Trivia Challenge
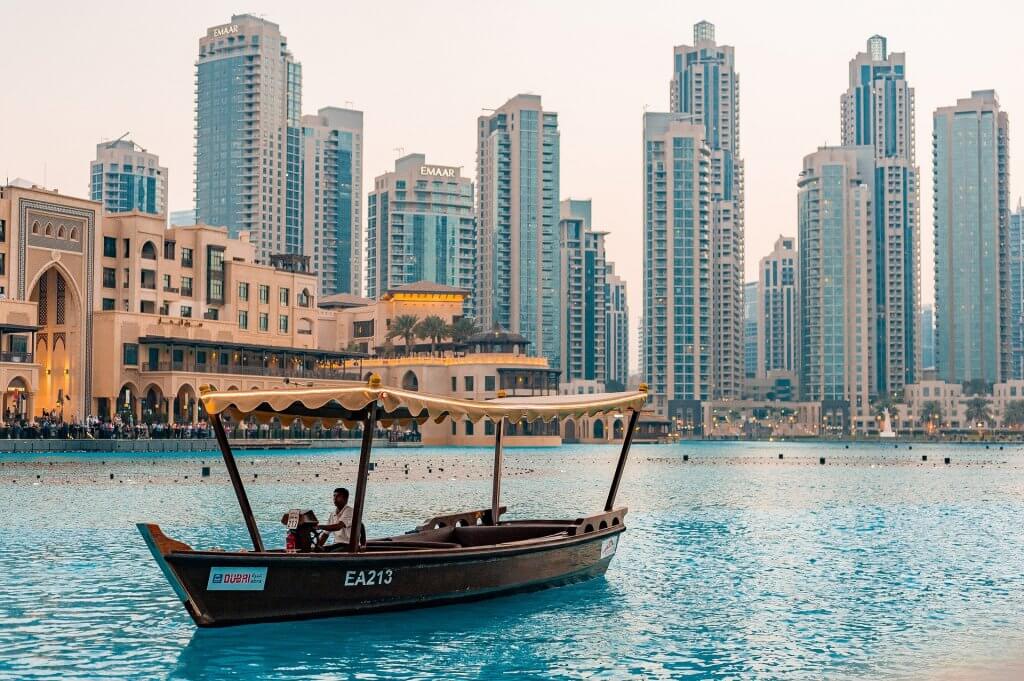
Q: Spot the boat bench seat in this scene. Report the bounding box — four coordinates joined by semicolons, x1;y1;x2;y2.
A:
451;524;569;547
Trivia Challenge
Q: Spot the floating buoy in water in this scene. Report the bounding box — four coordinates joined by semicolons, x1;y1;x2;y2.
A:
944;457;950;464
819;457;825;465
922;455;927;461
778;453;784;460
201;466;210;477
683;454;689;461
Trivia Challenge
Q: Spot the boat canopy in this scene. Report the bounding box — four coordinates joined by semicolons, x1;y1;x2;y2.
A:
199;379;648;428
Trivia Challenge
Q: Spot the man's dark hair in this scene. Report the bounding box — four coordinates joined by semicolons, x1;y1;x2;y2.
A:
334;487;349;498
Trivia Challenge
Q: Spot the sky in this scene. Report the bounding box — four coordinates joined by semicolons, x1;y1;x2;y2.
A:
3;0;1023;357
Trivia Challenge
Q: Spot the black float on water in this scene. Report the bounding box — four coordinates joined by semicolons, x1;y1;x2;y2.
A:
944;457;951;464
778;453;784;460
922;455;927;461
819;457;826;465
683;454;689;461
201;466;210;477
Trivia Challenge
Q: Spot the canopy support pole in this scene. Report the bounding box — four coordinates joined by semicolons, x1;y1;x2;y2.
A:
210;412;264;552
349;405;378;553
605;409;640;512
490;417;505;525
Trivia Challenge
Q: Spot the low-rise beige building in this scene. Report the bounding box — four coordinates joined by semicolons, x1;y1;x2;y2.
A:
0;182;565;445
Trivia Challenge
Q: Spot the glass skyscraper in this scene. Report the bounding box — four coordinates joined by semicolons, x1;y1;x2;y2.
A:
758;236;798;377
643;112;711;419
605;263;630;390
559;199;606;384
476;94;561;367
90;139;166;217
367;153;475;309
840;35;921;396
798;147;876;432
744;281;758;381
670;21;745;400
933;90;1009;384
302;107;363;297
195;15;302;263
1010;203;1024;379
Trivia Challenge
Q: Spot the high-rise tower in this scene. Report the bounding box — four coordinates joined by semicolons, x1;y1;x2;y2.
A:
643;112;712;420
195;15;303;262
670;21;744;399
933;90;1010;383
90;138;167;217
757;236;798;377
840;35;921;396
476;94;561;367
302;107;363;297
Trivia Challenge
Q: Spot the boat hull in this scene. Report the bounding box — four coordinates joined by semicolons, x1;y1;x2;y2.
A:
142;524;624;627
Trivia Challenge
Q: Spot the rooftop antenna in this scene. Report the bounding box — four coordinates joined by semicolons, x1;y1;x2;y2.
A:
107;131;131;148
394;147;405;157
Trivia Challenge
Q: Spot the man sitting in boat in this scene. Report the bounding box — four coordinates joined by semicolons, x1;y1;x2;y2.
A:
317;488;353;549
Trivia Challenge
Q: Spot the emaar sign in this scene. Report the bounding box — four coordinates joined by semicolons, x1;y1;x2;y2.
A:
419;166;458;178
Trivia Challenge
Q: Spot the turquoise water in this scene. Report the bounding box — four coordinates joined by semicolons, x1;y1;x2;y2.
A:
1;441;1023;680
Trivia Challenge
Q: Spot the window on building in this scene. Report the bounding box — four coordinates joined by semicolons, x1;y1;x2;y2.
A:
163;241;175;260
122;268;130;288
181;276;193;297
297;289;310;307
465;421;474;436
485;420;495;435
238;311;248;329
464;376;474;391
140;300;155;314
451;377;457;391
122;238;131;258
162;274;172;291
180;305;192;318
206;246;225;304
102;267;116;288
158;302;169;315
122;343;139;366
102;298;116;311
485;375;496;391
279;315;289;333
205;308;219;321
279;288;289;306
0;219;5;243
103;237;117;258
181;247;193;267
259;285;270;304
259;313;269;332
238;282;249;301
353;320;374;337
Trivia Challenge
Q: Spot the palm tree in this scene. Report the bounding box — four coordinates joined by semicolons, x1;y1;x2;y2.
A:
415;315;449;355
448;317;481;344
965;397;993;428
921;401;942;431
386;314;420;355
1003;400;1024;428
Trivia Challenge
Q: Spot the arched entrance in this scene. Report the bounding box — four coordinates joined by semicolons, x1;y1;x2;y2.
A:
29;265;83;420
563;419;577;443
3;377;30;423
174;384;197;424
141;384;166;424
117;383;140;423
613;419;624;439
593;419;605;440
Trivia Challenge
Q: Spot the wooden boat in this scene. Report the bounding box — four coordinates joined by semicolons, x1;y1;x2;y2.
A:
138;376;647;627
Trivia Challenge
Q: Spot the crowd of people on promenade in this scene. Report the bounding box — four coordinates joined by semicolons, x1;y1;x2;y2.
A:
0;410;422;442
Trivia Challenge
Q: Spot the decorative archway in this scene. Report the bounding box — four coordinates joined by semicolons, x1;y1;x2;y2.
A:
117;382;141;423
563;419;577;443
174;384;197;424
141;384;166;424
3;376;31;423
593;419;605;440
29;264;83;420
401;370;419;392
613;419;624;439
141;241;158;259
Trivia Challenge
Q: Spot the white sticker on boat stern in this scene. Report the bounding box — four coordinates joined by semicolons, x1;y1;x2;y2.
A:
207;567;267;591
600;536;618;559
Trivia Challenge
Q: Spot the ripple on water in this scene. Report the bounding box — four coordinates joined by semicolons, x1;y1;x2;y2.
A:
1;442;1023;679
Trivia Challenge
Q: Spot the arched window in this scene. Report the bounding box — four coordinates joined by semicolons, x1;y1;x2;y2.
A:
68;227;79;242
31;221;40;235
44;222;53;237
401;370;419;392
297;289;311;307
56;225;66;239
141;241;157;260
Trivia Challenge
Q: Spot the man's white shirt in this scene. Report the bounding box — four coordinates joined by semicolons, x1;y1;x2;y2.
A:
328;505;353;544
